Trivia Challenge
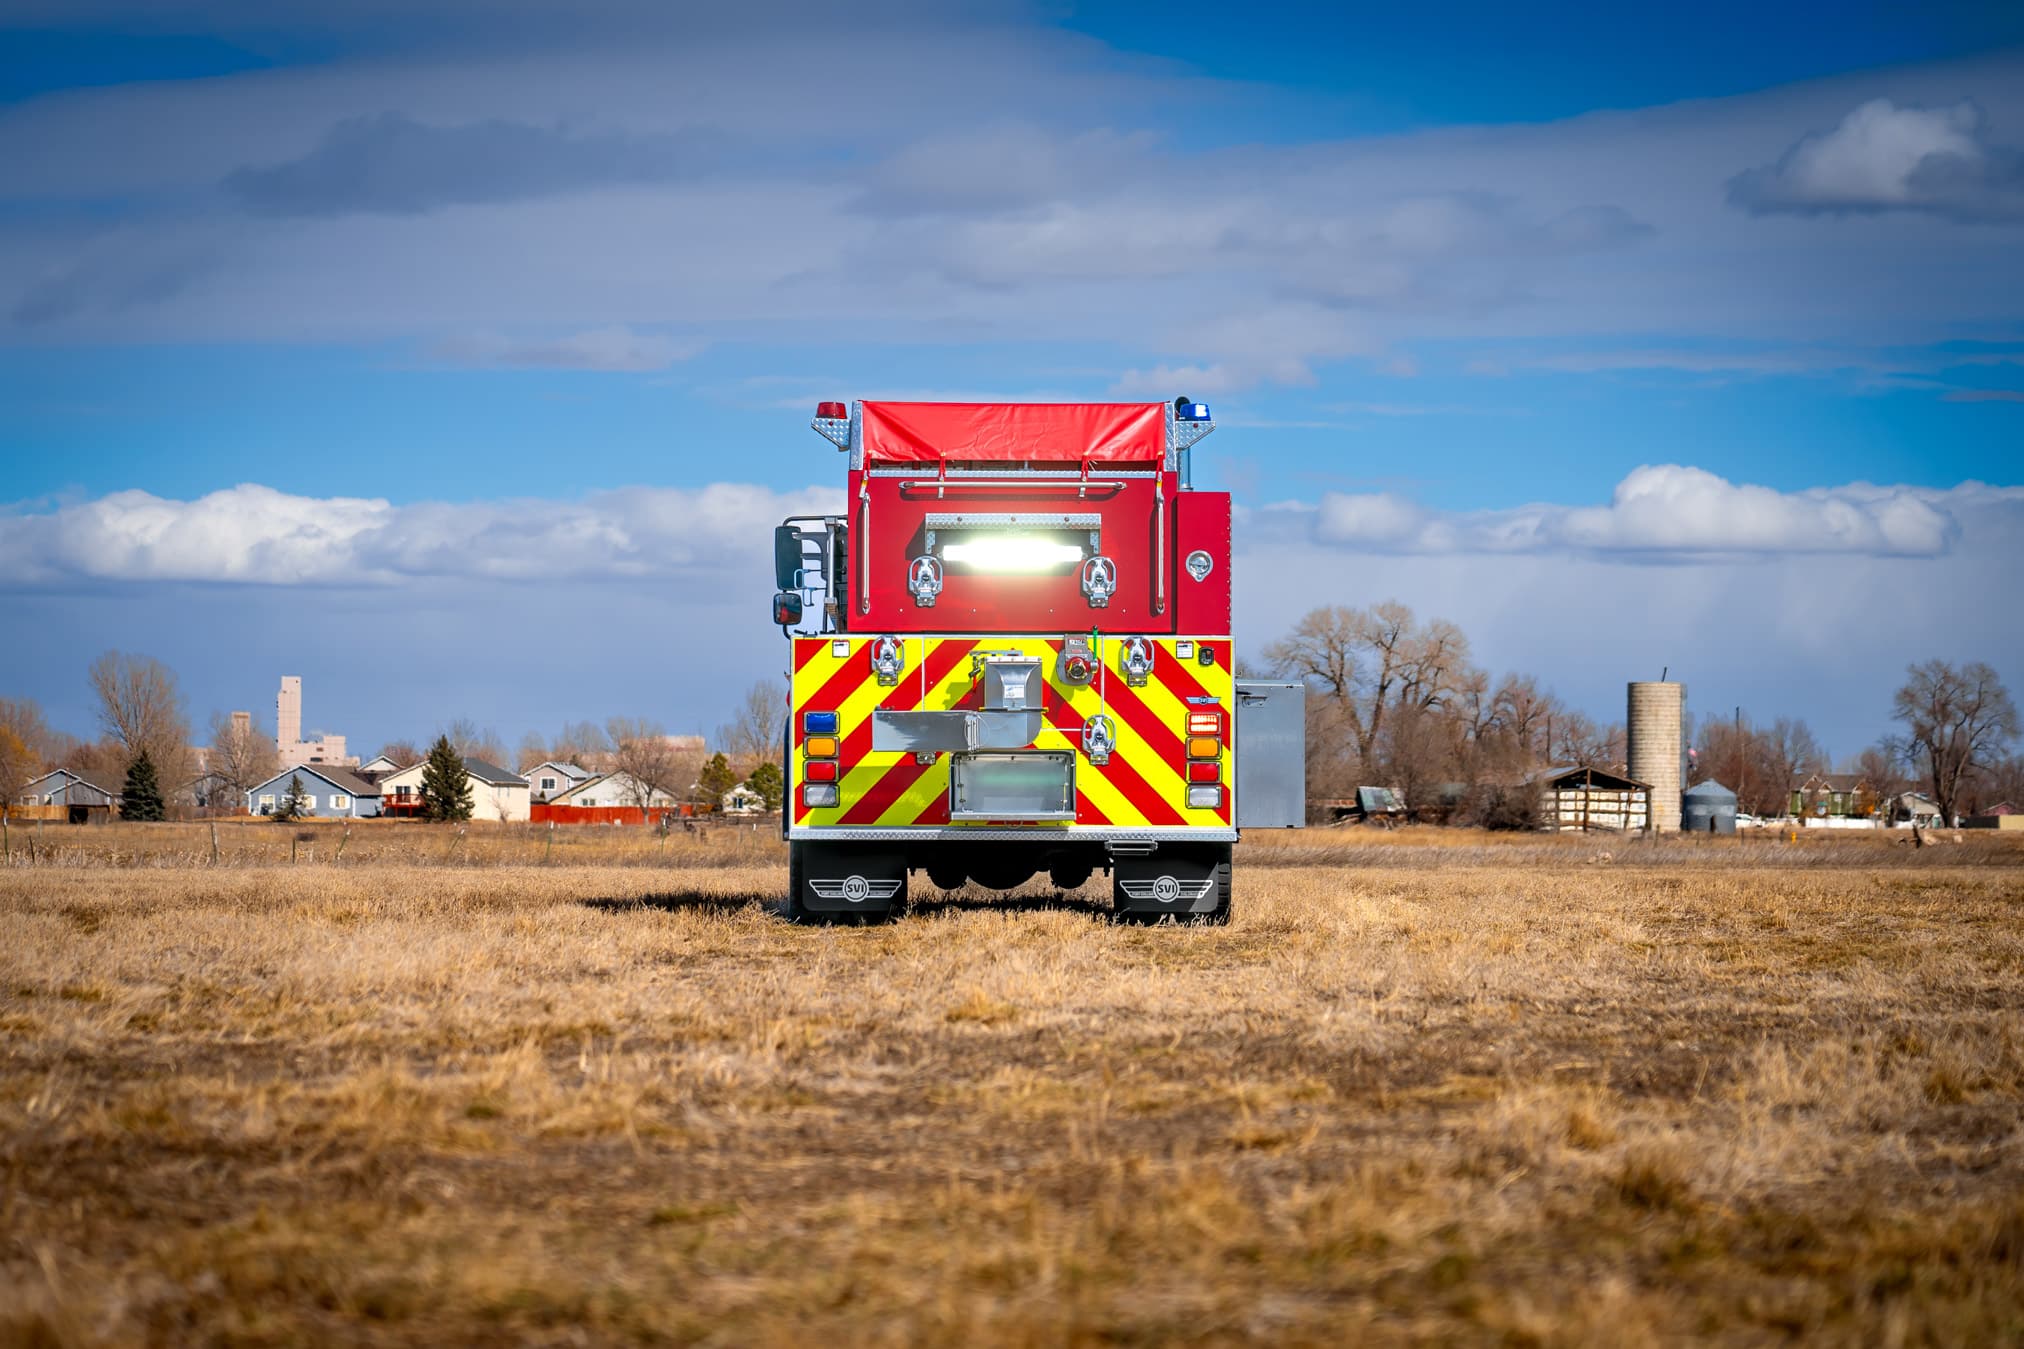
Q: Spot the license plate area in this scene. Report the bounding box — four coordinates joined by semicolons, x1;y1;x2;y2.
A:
949;752;1076;821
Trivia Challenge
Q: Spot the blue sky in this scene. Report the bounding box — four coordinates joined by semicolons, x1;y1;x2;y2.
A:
2;1;2021;760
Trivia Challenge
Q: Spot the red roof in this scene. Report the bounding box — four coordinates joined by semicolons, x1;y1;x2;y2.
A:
858;402;1166;464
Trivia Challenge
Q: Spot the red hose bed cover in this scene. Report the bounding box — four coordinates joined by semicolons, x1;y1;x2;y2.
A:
858;402;1166;463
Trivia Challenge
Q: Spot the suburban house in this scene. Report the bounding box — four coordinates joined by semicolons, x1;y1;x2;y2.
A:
247;765;383;819
356;753;406;779
1789;772;1876;820
553;772;679;810
722;784;766;815
1967;802;2022;830
526;761;597;803
1881;791;1943;827
17;768;121;823
378;757;531;822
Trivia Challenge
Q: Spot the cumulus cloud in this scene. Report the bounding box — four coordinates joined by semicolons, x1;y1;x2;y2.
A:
1311;466;1974;558
429;325;705;371
0;481;842;586
1728;98;2024;223
224;113;730;216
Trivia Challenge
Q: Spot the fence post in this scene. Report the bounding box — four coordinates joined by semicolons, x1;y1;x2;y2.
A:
545;822;554;865
2;814;8;863
291;833;298;864
336;827;350;863
210;821;220;865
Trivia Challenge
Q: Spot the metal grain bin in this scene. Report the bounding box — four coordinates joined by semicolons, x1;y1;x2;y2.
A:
1681;779;1738;835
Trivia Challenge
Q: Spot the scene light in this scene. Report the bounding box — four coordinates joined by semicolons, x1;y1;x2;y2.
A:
1186;785;1223;809
941;536;1084;573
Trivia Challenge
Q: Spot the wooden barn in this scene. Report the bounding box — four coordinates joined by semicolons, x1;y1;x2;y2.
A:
1531;765;1650;833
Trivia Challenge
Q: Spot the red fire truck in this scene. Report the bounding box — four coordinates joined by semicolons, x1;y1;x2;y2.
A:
772;398;1303;923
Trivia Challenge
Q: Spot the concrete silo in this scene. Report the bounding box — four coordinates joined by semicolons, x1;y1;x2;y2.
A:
1627;681;1684;832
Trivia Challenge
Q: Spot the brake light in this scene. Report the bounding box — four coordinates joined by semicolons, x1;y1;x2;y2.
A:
1187;711;1221;735
806;760;838;782
1187;761;1219;784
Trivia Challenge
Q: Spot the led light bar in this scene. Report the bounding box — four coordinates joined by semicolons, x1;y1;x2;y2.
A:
804;711;839;735
1187;711;1221;735
942;536;1085;572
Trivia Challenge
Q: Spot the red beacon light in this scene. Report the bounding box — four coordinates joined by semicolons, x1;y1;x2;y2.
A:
815;401;847;420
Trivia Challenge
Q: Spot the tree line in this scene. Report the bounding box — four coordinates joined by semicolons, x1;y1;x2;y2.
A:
0;652;791;820
1263;602;2021;825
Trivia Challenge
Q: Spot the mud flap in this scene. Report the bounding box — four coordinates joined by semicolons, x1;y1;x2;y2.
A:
795;842;908;918
1111;846;1224;918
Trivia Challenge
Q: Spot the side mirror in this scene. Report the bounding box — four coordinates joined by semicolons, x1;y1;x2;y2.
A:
774;526;802;591
772;590;804;628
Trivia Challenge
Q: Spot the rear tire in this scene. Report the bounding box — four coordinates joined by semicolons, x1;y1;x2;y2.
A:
783;840;810;923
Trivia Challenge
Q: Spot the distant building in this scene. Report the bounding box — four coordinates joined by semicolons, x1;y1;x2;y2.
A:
17;769;120;823
355;753;405;780
275;675;356;767
378;757;530;822
722;784;765;815
248;765;383;819
1531;765;1650;832
556;772;680;809
1789;772;1877;820
526;761;597;803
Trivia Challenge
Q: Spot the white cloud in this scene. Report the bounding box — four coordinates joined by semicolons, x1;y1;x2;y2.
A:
1312;466;1977;558
1728;98;2024;222
429;325;705;371
0;481;842;586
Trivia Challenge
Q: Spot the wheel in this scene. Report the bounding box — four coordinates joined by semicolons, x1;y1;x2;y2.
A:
1048;862;1093;892
786;842;907;925
1110;844;1231;925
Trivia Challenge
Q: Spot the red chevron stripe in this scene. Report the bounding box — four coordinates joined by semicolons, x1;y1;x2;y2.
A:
794;637;829;674
839;755;936;825
1155;650;1233;823
1099;674;1187;773
1089;747;1188;827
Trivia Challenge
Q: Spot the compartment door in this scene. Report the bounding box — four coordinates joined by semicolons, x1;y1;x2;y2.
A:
1236;680;1306;828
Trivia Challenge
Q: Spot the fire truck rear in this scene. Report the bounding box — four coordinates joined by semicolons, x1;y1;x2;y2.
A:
771;398;1303;923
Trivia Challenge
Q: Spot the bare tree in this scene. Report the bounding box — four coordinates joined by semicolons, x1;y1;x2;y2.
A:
1893;660;2019;824
375;739;422;769
515;731;550;772
442;718;507;766
1762;717;1826;814
0;726;36;809
205;711;279;813
550;720;611;769
604;717;696;814
1265;600;1469;772
0;696;70;768
717;679;788;774
89;651;190;781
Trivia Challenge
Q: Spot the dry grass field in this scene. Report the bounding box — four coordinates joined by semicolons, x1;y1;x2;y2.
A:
3;821;2021;1345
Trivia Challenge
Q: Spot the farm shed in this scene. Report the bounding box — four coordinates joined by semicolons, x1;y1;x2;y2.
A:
16;769;120;823
1531;765;1650;833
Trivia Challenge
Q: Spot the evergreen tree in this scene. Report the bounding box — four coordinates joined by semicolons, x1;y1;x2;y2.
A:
420;735;474;822
745;760;784;811
120;749;166;822
697;752;737;806
275;772;309;822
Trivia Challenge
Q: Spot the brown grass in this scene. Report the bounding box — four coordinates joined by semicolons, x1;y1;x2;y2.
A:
2;824;2022;1344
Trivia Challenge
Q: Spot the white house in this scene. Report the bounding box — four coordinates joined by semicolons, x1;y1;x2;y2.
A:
526;760;597;803
378;757;531;822
722;784;766;815
357;753;406;777
555;772;680;809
